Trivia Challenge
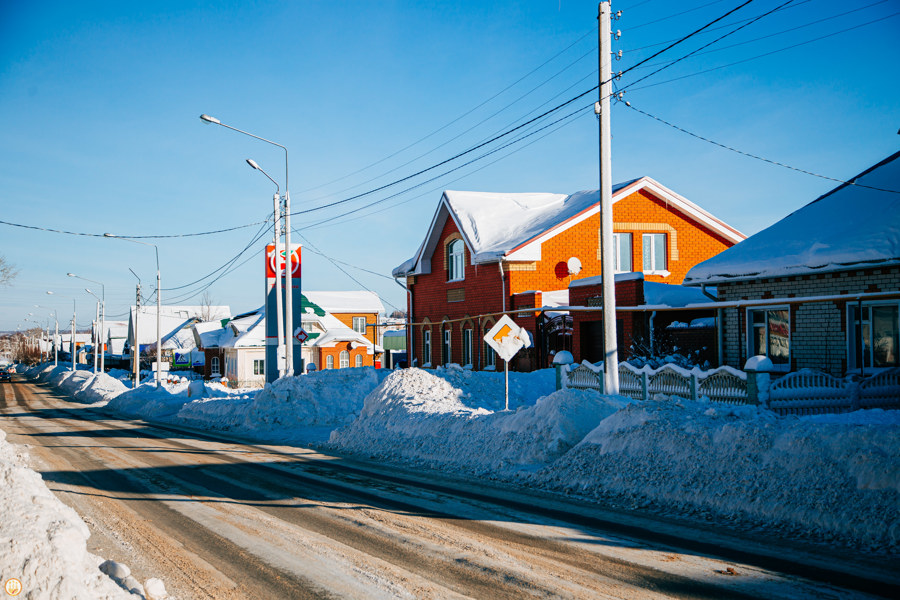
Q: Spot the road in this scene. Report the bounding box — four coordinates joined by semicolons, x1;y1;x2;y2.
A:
1;375;896;599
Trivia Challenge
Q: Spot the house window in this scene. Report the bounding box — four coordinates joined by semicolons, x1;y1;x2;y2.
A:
210;356;220;376
340;350;350;369
483;339;496;369
642;233;667;273
423;329;432;367
355;354;363;368
849;302;900;370
442;328;452;364
253;359;265;375
462;328;473;367
352;316;367;335
614;233;632;272
447;238;465;282
748;307;790;370
326;355;334;369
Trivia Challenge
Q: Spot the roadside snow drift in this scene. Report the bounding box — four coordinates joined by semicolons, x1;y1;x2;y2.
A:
0;428;163;599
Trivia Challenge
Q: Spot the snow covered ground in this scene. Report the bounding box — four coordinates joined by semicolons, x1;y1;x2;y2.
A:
3;361;898;596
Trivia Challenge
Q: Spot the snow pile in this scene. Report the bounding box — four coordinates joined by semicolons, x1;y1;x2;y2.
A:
537;399;900;551
329;368;621;473
243;367;390;428
0;428;161;599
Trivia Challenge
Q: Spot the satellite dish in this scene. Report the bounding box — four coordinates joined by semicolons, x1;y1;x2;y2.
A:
567;257;582;275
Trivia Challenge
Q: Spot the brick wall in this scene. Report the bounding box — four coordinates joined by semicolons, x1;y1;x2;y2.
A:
717;266;900;375
318;341;374;370
331;312;379;345
408;186;738;370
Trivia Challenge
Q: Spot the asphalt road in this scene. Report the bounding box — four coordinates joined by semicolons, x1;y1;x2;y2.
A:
1;375;896;599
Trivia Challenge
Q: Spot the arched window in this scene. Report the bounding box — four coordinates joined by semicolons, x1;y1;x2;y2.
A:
447;238;465;281
210;356;220;376
355;354;363;368
326;355;334;369
339;350;350;368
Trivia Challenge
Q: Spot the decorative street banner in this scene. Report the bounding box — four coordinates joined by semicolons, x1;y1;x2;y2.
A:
264;243;302;383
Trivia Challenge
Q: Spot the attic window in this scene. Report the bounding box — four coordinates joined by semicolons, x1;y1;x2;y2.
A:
447;238;465;282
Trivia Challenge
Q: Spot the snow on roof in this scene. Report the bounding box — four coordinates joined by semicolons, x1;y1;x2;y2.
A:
684;151;900;285
394;178;744;277
128;305;231;346
223;312;266;348
540;290;569;307
642;281;711;307
303;291;384;314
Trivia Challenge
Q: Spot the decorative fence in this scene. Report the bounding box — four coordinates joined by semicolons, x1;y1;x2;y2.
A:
767;367;900;415
560;361;900;414
563;361;749;404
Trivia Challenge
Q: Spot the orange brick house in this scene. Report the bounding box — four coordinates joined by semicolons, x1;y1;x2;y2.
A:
302;291;384;370
393;177;745;370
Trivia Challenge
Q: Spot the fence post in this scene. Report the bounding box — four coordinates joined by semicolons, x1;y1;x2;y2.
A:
690;374;698;401
552;350;574;391
641;372;648;401
744;356;773;406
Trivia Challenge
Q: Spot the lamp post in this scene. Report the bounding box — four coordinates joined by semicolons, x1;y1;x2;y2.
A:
247;158;285;379
105;234;161;388
35;303;59;367
68;273;105;373
82;287;101;373
200;113;297;376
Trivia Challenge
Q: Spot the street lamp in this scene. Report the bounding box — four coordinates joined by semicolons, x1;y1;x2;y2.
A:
247;157;285;378
104;234;162;388
201;113;297;376
68;273;106;373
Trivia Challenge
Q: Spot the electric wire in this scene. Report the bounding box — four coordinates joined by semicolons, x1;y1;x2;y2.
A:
627;10;900;91
623;101;900;194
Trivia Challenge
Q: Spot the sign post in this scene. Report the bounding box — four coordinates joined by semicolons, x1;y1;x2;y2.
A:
264;243;302;383
483;315;532;411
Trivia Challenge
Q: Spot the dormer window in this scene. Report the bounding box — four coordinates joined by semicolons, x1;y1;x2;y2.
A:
447;238;465;282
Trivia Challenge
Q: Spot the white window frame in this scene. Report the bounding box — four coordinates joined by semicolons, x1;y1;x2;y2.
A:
423;329;432;367
210;356;220;376
847;300;900;372
483;331;496;370
352;316;367;335
442;328;452;365
462;328;473;367
355;353;363;368
447;238;465;282
746;305;791;372
326;355;334;369
613;232;632;273
253;358;264;375
339;350;350;369
642;233;668;275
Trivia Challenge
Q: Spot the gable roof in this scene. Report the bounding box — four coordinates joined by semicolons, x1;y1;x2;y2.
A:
684;151;900;285
393;177;744;277
304;291;384;314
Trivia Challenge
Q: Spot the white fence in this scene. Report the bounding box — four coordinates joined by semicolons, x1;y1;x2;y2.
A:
563;361;749;404
561;362;900;414
768;367;900;415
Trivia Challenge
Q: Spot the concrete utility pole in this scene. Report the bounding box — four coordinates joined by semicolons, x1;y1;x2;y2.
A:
71;300;76;372
134;283;141;388
597;1;619;394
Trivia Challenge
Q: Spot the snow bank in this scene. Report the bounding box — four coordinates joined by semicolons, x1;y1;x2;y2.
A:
329;368;622;474
0;428;160;599
538;399;900;551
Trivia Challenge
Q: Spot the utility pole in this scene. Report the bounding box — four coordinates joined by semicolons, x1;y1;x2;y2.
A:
597;1;619;394
134;283;141;387
71;300;76;372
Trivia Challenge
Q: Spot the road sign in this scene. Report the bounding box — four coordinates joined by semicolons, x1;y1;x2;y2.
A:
484;314;531;362
294;328;308;343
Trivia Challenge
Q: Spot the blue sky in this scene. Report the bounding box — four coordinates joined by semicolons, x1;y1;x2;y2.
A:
1;0;898;332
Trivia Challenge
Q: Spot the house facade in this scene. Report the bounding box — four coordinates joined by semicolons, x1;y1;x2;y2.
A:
394;178;744;370
303;291;384;370
684;151;900;376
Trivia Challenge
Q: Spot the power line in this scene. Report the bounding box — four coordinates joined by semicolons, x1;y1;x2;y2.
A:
627;10;900;91
622;101;900;194
619;0;796;93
